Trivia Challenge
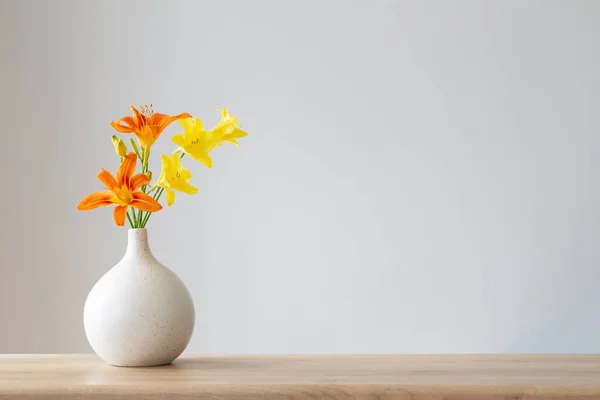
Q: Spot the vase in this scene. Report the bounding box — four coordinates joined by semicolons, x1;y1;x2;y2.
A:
83;228;195;367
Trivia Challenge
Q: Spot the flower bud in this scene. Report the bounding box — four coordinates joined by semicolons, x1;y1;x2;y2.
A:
145;171;152;181
130;139;140;157
111;135;127;157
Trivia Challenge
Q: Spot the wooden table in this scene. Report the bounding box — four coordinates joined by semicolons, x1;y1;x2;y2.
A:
1;355;600;399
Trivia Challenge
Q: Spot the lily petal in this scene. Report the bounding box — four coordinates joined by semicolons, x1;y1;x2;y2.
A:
77;192;113;210
172;133;185;147
223;138;240;148
117;153;137;187
171;180;198;195
178;117;203;132
164;187;176;206
226;128;248;139
96;169;118;190
113;205;128;226
131;191;163;212
130;173;150;191
180;169;192;181
110;121;135;133
156;154;171;187
190;152;213;168
119;116;138;129
153;112;192;131
130;105;145;126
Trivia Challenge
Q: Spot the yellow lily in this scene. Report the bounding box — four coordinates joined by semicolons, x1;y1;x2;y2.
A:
172;118;216;168
172;109;247;168
156;153;198;206
212;108;248;147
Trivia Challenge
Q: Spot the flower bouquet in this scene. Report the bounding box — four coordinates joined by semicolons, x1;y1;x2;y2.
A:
78;105;247;367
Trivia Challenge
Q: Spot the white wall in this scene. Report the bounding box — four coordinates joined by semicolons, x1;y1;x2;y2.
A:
1;0;600;354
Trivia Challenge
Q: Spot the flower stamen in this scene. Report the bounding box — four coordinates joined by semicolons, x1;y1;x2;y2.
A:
140;104;154;118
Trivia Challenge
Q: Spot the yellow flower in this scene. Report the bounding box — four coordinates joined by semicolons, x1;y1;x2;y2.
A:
172;109;247;168
172;118;216;168
212;108;248;148
156;153;198;206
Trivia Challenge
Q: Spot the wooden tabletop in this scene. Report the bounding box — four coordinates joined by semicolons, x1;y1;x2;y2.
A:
1;354;600;399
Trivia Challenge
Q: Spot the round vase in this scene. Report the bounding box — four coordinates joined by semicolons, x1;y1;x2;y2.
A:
83;228;195;367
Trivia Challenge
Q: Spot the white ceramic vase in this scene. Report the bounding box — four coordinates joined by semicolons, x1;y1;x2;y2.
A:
84;228;195;367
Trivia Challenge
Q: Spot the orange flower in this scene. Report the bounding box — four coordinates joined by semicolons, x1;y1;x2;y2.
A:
110;105;191;149
77;153;162;226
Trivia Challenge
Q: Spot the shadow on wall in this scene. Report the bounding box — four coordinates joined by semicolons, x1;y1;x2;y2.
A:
504;296;600;354
482;213;600;353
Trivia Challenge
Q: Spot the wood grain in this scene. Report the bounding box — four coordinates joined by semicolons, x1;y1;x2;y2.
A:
1;354;600;399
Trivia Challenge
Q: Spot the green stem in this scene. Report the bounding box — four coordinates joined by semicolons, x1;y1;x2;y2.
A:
126;211;134;228
141;213;151;228
141;187;164;227
137;147;151;226
141;151;182;228
128;208;138;228
141;147;150;175
130;139;141;159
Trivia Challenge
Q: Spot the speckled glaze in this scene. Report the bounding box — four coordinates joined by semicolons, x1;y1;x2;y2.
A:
84;229;195;367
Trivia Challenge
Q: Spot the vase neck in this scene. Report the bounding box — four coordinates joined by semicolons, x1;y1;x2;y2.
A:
124;229;154;259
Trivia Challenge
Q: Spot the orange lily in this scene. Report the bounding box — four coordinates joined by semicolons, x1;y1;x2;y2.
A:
77;153;162;226
110;105;191;149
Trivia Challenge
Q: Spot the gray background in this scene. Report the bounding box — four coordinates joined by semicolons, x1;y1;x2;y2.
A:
1;0;599;354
